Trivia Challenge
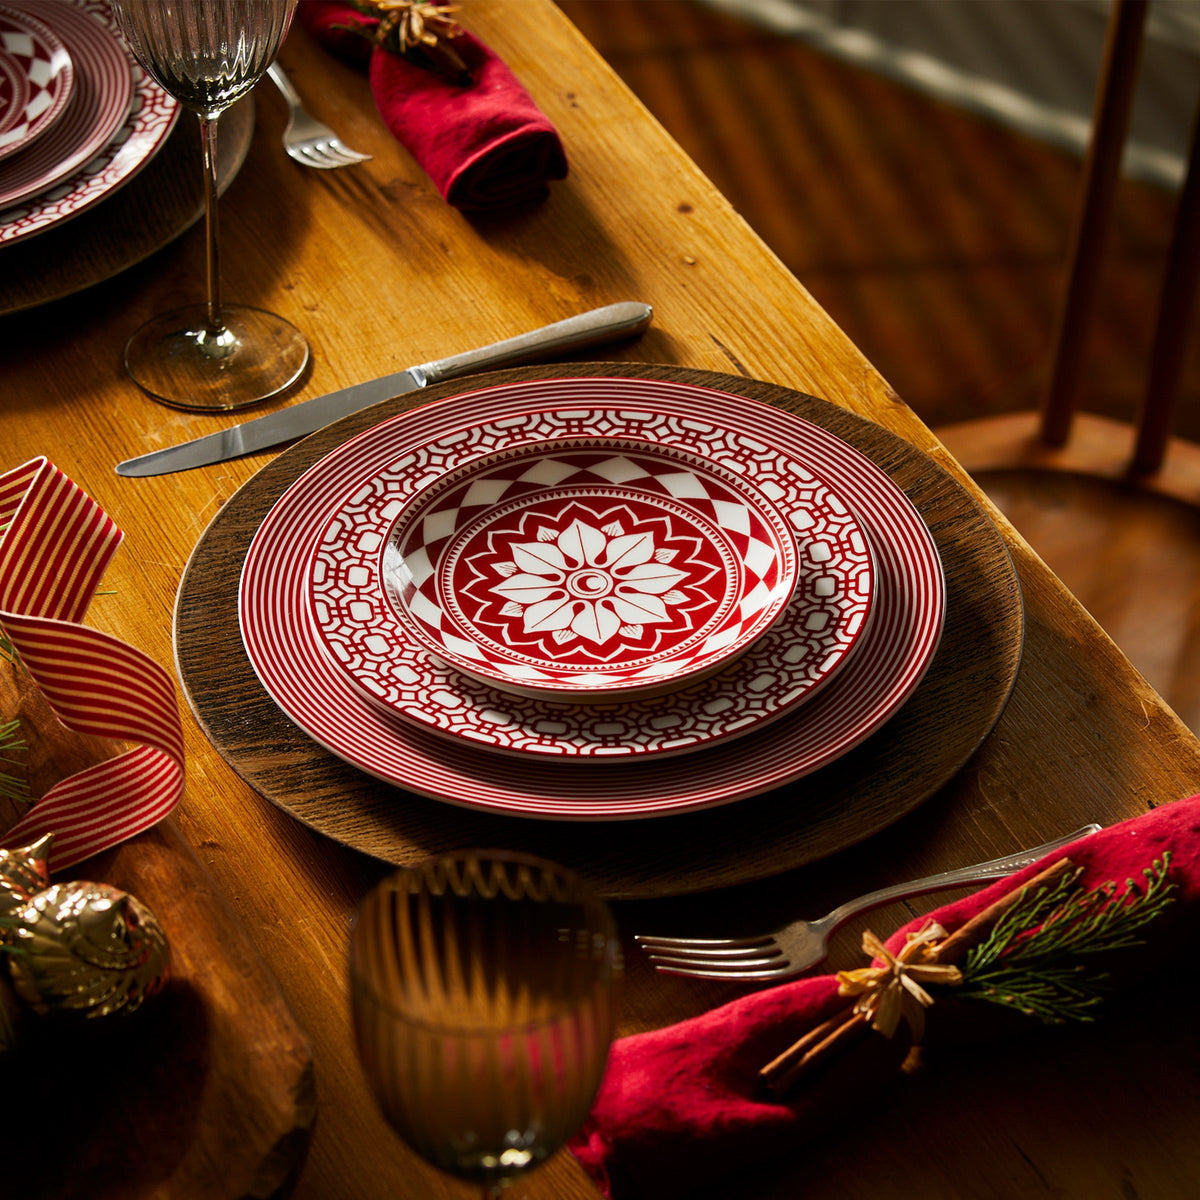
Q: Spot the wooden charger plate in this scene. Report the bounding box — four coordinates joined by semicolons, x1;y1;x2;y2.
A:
174;364;1025;899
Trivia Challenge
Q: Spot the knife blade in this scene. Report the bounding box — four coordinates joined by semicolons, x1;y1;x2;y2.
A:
115;301;653;477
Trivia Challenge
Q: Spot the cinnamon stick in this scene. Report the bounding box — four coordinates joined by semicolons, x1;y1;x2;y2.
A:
934;858;1078;965
759;1008;869;1097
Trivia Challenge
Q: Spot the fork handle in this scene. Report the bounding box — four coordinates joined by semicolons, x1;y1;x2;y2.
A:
819;824;1102;933
266;62;301;107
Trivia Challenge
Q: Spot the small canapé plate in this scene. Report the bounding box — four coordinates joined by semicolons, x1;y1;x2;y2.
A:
379;440;801;701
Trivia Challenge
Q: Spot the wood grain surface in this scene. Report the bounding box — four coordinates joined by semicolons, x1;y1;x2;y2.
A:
0;669;313;1200
174;362;1024;898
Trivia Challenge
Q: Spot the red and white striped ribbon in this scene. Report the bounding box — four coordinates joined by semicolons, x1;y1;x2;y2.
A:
0;458;184;871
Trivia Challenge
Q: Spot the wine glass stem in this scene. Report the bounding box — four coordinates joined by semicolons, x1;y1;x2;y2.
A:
198;112;224;335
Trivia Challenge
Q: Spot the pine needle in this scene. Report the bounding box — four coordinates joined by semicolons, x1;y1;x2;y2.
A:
952;855;1176;1024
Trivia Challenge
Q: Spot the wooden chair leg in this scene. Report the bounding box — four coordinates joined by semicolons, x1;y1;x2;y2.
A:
1131;102;1200;475
1041;0;1148;447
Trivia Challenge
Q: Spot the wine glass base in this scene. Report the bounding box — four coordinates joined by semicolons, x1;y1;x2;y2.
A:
123;303;309;411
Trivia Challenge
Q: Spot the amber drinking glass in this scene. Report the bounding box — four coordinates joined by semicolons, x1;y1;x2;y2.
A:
349;851;621;1197
108;0;308;410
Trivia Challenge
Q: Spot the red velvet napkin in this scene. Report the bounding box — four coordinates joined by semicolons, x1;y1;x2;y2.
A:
570;796;1200;1199
297;1;567;210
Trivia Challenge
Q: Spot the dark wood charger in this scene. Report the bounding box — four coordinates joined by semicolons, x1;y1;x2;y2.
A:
174;364;1024;899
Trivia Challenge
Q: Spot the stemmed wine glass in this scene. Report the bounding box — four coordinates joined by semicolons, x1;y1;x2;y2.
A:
108;0;309;411
349;851;622;1197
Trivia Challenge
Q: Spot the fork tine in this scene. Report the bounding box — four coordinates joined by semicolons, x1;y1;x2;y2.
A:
635;933;775;952
643;944;783;966
296;147;338;169
641;945;781;964
293;144;365;169
651;960;795;981
647;952;784;972
309;143;369;167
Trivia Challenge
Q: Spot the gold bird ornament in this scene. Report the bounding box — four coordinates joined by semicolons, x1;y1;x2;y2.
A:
0;833;53;917
5;881;169;1019
0;835;170;1035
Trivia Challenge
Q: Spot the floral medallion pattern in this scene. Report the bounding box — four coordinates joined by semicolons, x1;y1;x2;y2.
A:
484;515;697;651
376;444;799;698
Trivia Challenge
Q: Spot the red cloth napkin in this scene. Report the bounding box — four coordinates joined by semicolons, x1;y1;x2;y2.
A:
297;1;567;210
570;796;1200;1199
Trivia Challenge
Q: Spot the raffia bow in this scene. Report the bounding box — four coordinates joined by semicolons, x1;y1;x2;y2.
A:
345;0;472;83
836;923;963;1041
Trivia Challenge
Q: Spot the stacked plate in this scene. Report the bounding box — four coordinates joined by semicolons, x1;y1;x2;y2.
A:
239;376;946;820
0;0;178;245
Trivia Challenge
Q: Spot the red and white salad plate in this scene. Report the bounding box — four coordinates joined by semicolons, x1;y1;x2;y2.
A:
239;376;945;820
308;433;873;756
374;439;804;701
0;5;74;163
0;0;177;243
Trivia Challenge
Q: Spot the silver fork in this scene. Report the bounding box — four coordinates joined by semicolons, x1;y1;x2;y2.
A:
637;824;1101;981
266;62;372;169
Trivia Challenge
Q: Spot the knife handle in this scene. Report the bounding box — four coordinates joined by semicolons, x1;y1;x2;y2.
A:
412;302;653;387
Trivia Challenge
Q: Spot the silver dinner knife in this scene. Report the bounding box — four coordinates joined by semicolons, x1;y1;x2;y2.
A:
115;301;653;477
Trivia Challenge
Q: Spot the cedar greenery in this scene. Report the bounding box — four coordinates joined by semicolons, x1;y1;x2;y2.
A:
0;605;27;802
0;718;28;803
950;855;1176;1023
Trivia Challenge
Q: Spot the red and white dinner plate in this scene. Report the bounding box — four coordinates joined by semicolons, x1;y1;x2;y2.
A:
240;376;946;820
0;0;177;243
0;5;74;163
307;430;873;756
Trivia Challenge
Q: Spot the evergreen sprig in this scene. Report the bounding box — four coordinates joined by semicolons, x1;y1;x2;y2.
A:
950;855;1176;1024
0;718;29;803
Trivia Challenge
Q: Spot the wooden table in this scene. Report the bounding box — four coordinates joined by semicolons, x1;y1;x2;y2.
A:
2;2;1198;1196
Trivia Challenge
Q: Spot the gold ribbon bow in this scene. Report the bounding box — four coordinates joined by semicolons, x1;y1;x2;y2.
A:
836;922;963;1041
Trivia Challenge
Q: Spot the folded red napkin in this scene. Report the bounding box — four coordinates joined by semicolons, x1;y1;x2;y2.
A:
570;796;1200;1199
297;1;567;210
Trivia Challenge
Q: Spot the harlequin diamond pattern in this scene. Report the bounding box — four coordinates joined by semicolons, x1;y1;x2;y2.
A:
0;12;71;159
